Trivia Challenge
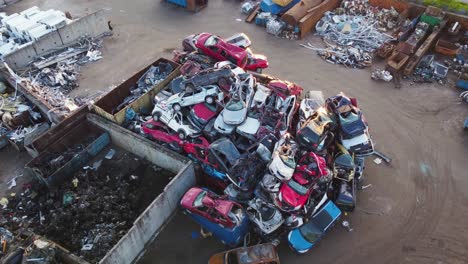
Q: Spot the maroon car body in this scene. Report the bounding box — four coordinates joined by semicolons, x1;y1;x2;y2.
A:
268;80;303;99
142;120;183;151
187;33;268;72
275;152;329;212
188;103;220;129
180;187;242;229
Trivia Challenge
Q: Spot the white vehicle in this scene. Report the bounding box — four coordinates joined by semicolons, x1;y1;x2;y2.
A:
222;80;254;125
278;95;297;136
151;103;201;139
235;111;261;140
341;129;374;156
251;84;272;109
269;134;298;181
297;91;325;131
214;61;245;76
225;33;252;49
246;198;284;235
213;114;236;135
165;85;224;111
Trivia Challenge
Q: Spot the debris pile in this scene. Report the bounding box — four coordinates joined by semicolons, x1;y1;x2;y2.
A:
302;42;372;68
0;83;49;149
0;149;174;263
371;68;393;82
113;62;174;114
308;1;397;67
4;36;108;115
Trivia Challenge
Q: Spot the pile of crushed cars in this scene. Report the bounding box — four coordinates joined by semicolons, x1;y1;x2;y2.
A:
135;32;375;254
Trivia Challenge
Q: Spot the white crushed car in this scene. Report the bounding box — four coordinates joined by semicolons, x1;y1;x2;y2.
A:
215;61;245;76
269;133;298;181
251;83;272;109
221;80;254;125
246;198;284;235
151;103;201;139
225;32;252;49
165;85;224;111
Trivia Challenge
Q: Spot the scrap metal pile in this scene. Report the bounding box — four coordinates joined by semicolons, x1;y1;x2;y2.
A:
0;81;49;149
114;62;174;114
307;0;397;68
5;36;107;116
0;149;174;263
129;33;375;253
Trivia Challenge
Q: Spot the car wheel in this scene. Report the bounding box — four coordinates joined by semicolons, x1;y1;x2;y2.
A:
205;96;214;104
256;68;262;73
178;130;186;139
153;112;161;122
173;103;181;111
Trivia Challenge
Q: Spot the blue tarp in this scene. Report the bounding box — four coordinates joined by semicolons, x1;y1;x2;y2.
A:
260;0;300;15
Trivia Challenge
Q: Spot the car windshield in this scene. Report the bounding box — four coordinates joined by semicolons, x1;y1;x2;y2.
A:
300;124;322;144
340;112;360;125
287;179;308;196
205;35;218;46
258;205;276;221
299;223;323;243
226;100;245;111
193;191;207;207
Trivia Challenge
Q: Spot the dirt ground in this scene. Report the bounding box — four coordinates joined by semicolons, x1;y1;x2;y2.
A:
2;0;468;263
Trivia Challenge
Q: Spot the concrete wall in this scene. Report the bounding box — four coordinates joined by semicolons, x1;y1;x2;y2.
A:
86;113;196;264
99;164;196;264
3;9;110;69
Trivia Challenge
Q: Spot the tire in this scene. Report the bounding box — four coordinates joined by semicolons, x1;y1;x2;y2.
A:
205;96;214;104
178;130;186;140
173;103;181;111
153;112;161;122
256;68;262;73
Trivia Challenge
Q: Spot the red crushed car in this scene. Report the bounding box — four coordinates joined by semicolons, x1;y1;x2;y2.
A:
188;102;220;130
142;120;183;152
275;152;329;212
268;80;303;99
183;33;268;73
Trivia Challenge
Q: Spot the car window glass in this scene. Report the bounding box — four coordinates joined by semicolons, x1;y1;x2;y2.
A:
193;191;206;207
146;123;154;129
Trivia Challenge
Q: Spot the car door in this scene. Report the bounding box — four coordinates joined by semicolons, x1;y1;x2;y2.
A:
193;88;206;103
169;113;182;130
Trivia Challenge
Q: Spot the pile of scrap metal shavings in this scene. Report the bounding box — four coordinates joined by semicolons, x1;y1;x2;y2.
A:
6;36;107;114
0;150;173;263
303;0;397;68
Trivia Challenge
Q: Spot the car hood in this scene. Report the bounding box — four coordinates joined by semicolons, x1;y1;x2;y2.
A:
192;103;217;122
288;229;313;251
280;183;308;208
237;116;260;135
214;114;235;134
222;109;247;125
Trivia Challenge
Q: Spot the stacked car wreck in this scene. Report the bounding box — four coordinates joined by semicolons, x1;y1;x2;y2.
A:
138;32;375;255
